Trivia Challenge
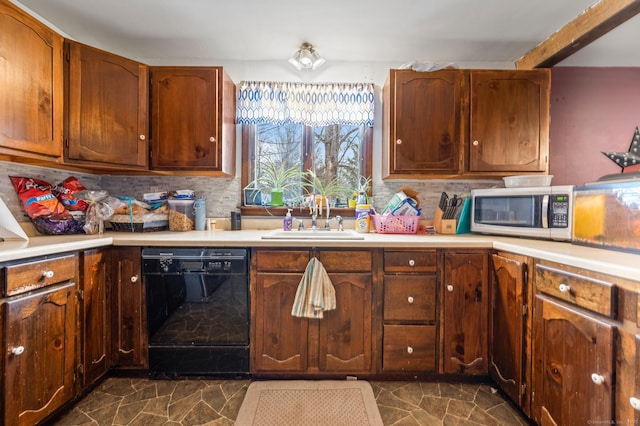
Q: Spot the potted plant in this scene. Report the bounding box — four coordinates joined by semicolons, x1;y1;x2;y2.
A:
303;170;351;217
250;160;303;206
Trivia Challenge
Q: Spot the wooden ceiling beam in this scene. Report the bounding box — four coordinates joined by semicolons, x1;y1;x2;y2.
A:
516;0;640;69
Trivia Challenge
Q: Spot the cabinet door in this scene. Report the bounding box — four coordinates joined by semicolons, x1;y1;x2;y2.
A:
65;41;148;169
383;69;462;177
469;70;549;173
318;272;372;373
2;282;76;426
253;272;308;372
442;251;488;375
0;1;63;158
151;67;232;170
110;247;147;369
80;248;110;388
490;253;527;408
533;295;614;425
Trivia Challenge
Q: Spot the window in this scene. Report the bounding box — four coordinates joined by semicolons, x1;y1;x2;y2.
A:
238;81;374;213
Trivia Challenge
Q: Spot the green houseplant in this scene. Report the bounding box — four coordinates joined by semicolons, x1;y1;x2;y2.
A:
303;169;351;217
250;160;303;206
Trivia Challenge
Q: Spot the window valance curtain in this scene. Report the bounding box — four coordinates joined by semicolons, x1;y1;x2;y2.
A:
236;81;375;127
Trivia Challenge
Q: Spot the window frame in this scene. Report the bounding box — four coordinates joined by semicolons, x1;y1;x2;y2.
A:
239;124;373;217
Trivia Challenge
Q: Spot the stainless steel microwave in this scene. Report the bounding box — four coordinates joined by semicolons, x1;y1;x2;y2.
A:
470;185;574;240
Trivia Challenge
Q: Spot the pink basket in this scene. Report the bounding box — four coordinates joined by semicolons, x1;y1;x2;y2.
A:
371;214;419;234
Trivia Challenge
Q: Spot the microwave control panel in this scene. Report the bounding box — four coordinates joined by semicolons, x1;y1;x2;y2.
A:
549;194;570;228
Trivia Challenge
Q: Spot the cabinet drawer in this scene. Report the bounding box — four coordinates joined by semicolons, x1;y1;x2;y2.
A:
319;250;371;272
384;250;436;273
3;254;77;296
383;324;437;372
535;263;617;318
255;250;310;272
384;275;436;322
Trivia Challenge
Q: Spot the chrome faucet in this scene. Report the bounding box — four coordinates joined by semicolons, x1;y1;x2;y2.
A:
336;215;344;231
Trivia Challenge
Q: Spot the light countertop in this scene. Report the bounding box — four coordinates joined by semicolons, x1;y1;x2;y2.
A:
0;230;638;281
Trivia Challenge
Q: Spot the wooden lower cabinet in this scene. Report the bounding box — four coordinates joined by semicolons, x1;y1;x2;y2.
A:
489;252;531;415
2;282;77;426
442;250;488;375
382;249;438;373
79;248;110;388
532;294;615;425
252;248;373;375
110;247;147;369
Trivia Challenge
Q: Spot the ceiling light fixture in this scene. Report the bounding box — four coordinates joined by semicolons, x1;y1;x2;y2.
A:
288;42;325;70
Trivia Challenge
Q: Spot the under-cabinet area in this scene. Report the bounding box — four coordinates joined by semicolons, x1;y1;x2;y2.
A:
0;239;639;426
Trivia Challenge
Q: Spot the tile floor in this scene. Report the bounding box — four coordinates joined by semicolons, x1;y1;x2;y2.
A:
51;377;531;425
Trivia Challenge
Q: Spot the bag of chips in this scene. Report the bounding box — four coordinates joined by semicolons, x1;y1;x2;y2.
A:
52;176;89;211
9;176;84;235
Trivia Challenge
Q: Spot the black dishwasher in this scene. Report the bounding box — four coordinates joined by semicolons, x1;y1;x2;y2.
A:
142;247;249;376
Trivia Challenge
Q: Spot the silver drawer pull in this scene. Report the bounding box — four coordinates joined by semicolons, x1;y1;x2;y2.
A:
11;346;25;355
406;346;413;354
447;285;454;292
407;296;414;304
408;259;415;266
591;373;605;385
559;283;571;293
42;270;54;279
630;397;640;411
130;275;139;283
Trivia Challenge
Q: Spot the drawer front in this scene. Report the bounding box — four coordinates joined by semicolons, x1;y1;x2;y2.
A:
384;275;436;322
255;250;310;272
383;324;437;372
4;254;77;296
535;263;616;318
319;250;371;272
384;250;436;273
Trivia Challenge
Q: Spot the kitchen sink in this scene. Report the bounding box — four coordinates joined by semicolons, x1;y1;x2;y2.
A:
261;229;364;240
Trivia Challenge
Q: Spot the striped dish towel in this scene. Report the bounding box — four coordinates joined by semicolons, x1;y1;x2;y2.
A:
291;257;336;318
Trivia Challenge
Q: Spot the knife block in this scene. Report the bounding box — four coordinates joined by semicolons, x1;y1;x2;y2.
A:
433;207;457;234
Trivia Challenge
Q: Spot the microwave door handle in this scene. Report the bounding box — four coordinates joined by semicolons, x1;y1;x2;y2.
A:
541;195;549;228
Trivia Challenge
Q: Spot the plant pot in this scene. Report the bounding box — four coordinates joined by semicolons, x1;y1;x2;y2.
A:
270;189;284;206
244;188;262;206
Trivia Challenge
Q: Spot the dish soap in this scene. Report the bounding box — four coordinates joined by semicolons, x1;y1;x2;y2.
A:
283;208;293;231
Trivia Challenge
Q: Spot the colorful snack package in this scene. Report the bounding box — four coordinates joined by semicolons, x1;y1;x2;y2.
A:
52;176;89;211
9;176;71;220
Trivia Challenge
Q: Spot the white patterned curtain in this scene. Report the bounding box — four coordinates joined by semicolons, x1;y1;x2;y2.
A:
236;81;375;127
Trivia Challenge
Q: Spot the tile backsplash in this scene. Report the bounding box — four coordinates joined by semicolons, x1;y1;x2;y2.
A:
1;160;502;225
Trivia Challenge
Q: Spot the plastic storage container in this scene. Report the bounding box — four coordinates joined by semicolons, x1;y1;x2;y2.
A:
168;199;195;231
503;175;553;188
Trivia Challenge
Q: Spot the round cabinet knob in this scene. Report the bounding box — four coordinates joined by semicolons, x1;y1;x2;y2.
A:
407;296;414;304
591;373;605;385
406;346;413;354
559;283;571;293
42;270;54;279
396;139;402;145
11;346;25;355
473;140;479;146
630;397;640;411
408;259;415;266
447;285;454;292
139;135;146;140
209;137;216;142
130;275;139;283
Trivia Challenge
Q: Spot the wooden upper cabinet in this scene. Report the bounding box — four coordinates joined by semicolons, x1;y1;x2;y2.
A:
0;0;63;159
150;67;236;174
383;69;463;178
64;40;148;169
468;69;550;174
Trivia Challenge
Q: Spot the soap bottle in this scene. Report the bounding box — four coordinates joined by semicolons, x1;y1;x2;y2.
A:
283;209;293;231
